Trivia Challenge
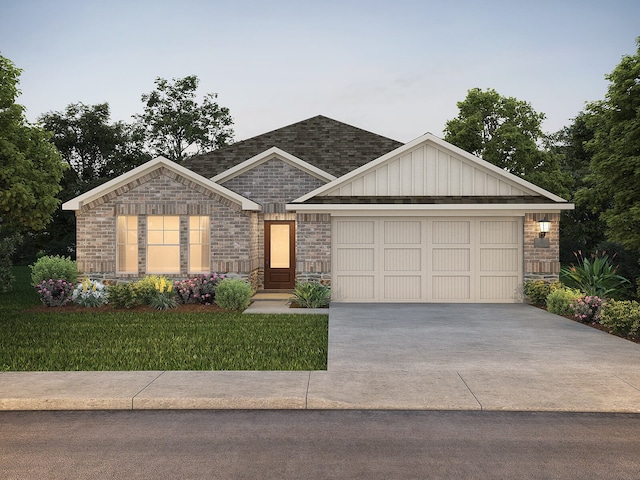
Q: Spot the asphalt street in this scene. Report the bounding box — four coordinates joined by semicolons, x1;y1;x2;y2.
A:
2;410;640;479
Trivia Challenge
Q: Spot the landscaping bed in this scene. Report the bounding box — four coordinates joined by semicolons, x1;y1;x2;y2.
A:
0;267;328;372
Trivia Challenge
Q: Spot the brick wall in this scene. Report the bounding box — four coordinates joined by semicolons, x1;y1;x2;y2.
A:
220;157;326;213
296;213;331;285
523;212;561;282
76;167;252;279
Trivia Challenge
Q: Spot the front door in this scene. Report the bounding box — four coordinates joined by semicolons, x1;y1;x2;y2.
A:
264;221;295;289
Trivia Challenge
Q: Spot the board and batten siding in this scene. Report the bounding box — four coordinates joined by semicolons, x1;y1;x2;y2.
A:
332;216;523;303
320;145;530;197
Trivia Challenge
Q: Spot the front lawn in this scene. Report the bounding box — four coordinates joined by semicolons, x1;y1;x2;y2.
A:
0;268;328;371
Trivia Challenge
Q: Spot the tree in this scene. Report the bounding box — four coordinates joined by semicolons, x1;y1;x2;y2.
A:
40;102;150;196
0;54;65;233
135;75;234;162
444;88;571;197
549;112;607;263
578;38;640;252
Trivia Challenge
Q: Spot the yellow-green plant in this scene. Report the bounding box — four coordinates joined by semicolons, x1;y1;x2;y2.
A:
523;280;561;306
546;286;582;316
149;276;177;310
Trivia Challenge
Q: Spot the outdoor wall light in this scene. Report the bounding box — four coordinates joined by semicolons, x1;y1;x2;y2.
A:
538;218;551;238
534;218;551;248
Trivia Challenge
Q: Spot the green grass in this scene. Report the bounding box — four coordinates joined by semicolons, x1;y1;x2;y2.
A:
0;267;328;371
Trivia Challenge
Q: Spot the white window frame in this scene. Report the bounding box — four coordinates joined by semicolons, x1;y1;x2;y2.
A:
189;216;210;274
146;215;181;274
116;216;138;274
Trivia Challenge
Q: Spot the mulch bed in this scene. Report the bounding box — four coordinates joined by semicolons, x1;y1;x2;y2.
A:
532;304;640;344
25;303;227;314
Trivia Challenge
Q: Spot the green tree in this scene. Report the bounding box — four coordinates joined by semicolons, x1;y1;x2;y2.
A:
39;102;150;195
135;75;234;162
548;113;606;263
578;38;640;252
444;88;571;197
0;54;65;233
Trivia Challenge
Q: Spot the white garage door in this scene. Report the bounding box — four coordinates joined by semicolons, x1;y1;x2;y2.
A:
332;217;523;303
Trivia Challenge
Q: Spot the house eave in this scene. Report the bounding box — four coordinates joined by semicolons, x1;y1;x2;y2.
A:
286;202;575;214
62;156;262;211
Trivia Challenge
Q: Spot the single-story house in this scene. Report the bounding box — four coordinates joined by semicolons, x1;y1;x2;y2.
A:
62;115;574;303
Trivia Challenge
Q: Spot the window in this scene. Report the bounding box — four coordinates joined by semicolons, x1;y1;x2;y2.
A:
117;216;138;273
189;216;210;273
147;216;180;273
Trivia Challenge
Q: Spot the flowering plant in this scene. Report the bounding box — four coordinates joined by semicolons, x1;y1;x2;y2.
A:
174;274;225;305
149;276;177;310
570;295;605;324
72;278;108;307
35;279;74;307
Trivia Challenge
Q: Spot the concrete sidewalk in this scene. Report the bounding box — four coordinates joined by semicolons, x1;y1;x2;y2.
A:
2;303;640;412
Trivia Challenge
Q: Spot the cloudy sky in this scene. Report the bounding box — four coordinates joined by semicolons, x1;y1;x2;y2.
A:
1;0;638;143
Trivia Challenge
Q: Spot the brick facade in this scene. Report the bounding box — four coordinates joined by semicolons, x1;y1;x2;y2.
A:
296;213;332;285
75;167;252;280
523;212;561;282
220;157;326;213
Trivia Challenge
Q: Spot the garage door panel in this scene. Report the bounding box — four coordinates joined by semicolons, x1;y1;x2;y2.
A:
335;275;375;300
432;276;471;300
432;248;470;272
384;276;423;300
480;248;519;272
336;220;374;244
384;248;422;271
384;220;422;244
480;221;518;244
432;221;470;244
336;248;375;271
480;276;519;300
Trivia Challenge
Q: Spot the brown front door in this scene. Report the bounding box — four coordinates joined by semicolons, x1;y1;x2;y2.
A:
264;221;295;289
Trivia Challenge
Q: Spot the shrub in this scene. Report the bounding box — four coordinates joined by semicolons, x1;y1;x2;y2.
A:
35;279;74;307
569;295;604;324
523;280;561;306
30;255;78;287
546;286;582;316
289;281;331;308
0;234;23;293
174;274;225;305
560;251;629;299
107;283;140;309
215;278;253;311
72;278;109;307
599;300;640;337
135;275;171;304
149;276;178;310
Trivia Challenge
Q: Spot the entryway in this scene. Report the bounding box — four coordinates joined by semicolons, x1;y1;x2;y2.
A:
264;220;295;289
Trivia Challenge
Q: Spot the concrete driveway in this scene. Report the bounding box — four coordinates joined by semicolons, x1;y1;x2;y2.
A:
304;303;640;411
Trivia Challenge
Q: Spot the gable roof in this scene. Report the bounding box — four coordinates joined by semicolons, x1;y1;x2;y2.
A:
212;147;336;183
183;115;403;179
291;133;573;210
62;157;261;211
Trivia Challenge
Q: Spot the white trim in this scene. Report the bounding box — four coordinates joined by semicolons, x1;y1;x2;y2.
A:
293;133;569;204
62;156;261;211
286;203;574;214
211;147;336;183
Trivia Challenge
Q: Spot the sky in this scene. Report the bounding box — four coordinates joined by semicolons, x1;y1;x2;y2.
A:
1;0;638;143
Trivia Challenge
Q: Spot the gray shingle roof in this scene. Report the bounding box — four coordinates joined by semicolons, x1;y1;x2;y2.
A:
183;115;403;178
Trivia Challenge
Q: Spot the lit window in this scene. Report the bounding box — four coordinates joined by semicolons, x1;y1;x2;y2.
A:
147;216;180;273
117;216;138;273
189;216;210;273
